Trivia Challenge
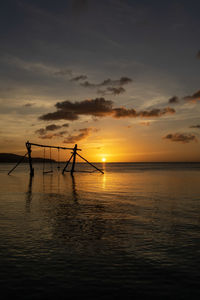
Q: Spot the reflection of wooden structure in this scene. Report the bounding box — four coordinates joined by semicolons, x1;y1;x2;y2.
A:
8;141;104;176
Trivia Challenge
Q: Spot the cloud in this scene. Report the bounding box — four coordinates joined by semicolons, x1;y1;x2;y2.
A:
63;127;92;143
62;123;69;127
112;107;137;118
190;125;200;129
23;103;35;107
167;90;200;105
112;107;175;118
138;107;175;118
80;76;132;88
71;75;88;81
45;124;62;131
196;50;200;59
35;123;69;138
184;90;200;103
40;110;79;121
39;98;175;121
163;133;197;143
98;87;125;96
55;98;113;117
168;96;179;104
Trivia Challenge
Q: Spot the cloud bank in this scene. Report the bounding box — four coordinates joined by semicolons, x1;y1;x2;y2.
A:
39;98;175;121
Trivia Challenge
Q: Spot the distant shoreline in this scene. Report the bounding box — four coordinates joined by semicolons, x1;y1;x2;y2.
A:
0;153;55;163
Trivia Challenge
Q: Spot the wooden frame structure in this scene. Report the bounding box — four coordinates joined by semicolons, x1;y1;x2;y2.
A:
8;141;104;176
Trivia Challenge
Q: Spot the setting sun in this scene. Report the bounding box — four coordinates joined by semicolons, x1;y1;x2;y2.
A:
101;157;106;162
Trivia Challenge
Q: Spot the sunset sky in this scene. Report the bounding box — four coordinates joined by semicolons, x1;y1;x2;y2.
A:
1;0;200;162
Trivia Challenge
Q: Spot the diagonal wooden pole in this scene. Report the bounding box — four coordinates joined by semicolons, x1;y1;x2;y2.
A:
8;152;28;175
62;152;74;174
76;152;104;174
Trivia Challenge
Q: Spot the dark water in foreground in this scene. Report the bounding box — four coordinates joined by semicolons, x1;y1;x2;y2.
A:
0;162;200;299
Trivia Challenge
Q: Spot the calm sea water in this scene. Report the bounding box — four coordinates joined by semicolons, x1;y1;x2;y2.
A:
0;162;200;299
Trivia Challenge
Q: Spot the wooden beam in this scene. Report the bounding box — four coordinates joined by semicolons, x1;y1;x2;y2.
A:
27;142;81;151
76;152;104;174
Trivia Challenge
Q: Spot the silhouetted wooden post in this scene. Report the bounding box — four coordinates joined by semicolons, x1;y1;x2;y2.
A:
26;141;34;177
71;144;77;175
62;152;74;174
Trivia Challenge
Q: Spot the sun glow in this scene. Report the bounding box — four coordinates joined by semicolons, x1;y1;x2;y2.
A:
101;157;106;162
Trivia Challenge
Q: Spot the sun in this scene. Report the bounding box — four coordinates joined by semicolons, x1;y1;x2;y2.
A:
101;157;106;162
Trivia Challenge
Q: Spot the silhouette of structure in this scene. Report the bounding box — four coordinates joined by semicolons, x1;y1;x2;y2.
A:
8;141;104;176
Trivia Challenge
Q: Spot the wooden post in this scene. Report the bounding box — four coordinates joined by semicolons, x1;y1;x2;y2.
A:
62;152;74;174
26;141;34;177
71;144;77;175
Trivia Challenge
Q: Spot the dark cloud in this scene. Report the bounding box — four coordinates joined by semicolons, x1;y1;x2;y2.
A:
112;107;137;118
55;98;113;117
100;77;132;87
35;123;69;138
71;75;88;81
168;96;179;104
113;107;175;118
23;103;35;107
80;77;132;88
63;127;92;143
163;133;197;143
190;124;200;128
62;123;69;127
138;107;175;117
184;90;200;103
39;98;175;121
98;87;125;96
40;110;78;121
72;76;132;96
45;124;62;131
167;90;200;104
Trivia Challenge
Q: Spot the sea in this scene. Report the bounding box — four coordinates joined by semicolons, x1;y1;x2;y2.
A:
0;162;200;299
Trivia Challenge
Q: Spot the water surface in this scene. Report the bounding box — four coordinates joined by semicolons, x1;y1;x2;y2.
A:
0;163;200;299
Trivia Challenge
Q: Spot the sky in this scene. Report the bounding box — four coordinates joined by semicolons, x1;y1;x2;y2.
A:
0;0;200;162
